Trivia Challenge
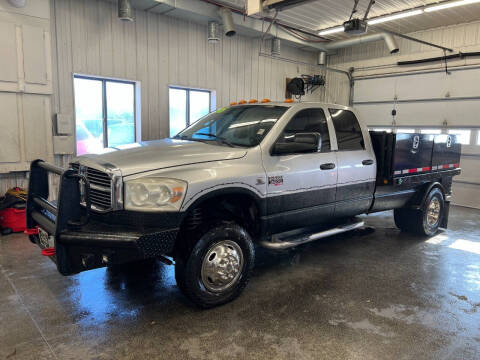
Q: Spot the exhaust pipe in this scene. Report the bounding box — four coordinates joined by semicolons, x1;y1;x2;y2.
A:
219;7;236;37
383;33;399;54
207;21;220;43
317;51;327;65
118;0;134;22
323;33;399;54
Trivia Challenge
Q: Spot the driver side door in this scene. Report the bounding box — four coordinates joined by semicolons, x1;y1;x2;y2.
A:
262;107;338;234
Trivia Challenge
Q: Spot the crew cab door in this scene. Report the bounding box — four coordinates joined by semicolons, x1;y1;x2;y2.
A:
328;108;376;217
262;107;338;234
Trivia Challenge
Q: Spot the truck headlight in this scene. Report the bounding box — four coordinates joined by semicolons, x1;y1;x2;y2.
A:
124;178;187;212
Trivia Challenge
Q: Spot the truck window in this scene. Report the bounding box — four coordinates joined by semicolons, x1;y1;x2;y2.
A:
175;105;288;147
277;108;330;152
329;109;364;151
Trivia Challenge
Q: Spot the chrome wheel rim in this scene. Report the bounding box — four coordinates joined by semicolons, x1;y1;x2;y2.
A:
426;198;441;226
201;240;243;292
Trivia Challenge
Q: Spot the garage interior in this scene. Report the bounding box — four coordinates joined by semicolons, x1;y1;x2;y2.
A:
0;0;480;358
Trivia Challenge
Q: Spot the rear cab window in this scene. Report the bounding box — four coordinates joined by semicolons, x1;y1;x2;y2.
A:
329;109;365;151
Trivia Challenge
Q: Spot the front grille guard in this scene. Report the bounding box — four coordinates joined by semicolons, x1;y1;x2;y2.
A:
26;160;179;275
27;160;91;237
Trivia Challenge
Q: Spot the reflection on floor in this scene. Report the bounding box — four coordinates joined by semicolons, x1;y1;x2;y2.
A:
0;206;479;359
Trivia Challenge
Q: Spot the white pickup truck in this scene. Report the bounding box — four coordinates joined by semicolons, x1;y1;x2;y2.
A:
26;102;461;308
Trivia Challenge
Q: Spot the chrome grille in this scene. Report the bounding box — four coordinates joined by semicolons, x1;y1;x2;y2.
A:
71;163;112;211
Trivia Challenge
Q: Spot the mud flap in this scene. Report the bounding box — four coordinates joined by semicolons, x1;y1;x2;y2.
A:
441;201;450;229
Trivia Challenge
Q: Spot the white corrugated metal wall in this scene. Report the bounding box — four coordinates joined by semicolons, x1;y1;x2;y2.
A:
3;0;344;194
50;0;324;144
328;20;480;208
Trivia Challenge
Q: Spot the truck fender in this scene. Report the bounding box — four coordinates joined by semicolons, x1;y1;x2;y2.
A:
181;186;267;216
414;182;446;210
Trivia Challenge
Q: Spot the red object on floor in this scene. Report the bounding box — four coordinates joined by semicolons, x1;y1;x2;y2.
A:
24;227;39;235
0;207;26;233
41;248;56;256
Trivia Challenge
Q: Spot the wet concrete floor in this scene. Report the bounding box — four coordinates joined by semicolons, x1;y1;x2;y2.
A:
1;206;479;359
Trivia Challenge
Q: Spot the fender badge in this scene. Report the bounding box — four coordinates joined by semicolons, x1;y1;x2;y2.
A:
256;178;265;185
268;176;283;186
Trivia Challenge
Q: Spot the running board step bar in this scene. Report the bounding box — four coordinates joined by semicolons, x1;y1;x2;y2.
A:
259;219;365;250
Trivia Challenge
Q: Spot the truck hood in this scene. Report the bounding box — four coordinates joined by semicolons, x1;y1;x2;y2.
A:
76;139;247;176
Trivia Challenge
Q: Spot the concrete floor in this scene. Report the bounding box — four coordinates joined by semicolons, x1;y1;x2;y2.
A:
1;206;479;360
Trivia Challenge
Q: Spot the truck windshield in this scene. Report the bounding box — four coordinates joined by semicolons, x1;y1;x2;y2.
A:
174;105;288;147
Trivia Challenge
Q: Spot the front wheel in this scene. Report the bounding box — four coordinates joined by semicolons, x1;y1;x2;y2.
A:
175;222;255;308
394;187;444;236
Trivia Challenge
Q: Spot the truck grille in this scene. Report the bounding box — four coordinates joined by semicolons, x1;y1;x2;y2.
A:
70;163;112;211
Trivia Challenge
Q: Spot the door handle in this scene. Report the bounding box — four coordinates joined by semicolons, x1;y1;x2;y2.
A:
362;159;374;165
320;163;336;170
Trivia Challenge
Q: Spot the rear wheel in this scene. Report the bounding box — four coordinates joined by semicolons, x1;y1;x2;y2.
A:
394;188;444;236
174;222;254;308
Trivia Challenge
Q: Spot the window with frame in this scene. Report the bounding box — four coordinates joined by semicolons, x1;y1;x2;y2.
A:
169;87;212;137
276;108;330;153
420;129;442;134
371;128;392;133
397;128;415;134
447;129;471;145
329;109;364;151
74;76;136;155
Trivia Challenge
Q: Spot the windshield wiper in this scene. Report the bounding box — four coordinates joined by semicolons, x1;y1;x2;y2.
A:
194;133;236;147
173;135;205;143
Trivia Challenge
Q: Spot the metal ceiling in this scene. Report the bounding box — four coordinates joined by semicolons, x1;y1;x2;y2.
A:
221;0;480;39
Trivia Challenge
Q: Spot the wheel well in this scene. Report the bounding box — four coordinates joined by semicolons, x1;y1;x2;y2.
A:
175;193;261;256
411;182;446;209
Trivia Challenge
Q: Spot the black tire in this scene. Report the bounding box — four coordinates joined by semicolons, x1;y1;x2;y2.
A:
394;187;444;236
175;222;254;308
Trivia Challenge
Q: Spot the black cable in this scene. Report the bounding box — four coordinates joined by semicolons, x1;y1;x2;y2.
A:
443;50;450;75
397;52;480;66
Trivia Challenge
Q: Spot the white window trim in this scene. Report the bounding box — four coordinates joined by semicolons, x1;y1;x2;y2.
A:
168;85;216;136
73;73;141;152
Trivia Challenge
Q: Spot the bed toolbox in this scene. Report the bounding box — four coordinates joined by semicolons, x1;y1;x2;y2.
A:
370;131;461;185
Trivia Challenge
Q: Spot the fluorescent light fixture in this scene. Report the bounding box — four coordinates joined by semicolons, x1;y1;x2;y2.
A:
318;0;480;36
319;26;344;36
425;0;480;12
368;9;423;25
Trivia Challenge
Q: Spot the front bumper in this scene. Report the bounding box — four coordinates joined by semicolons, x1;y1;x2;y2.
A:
26;160;182;275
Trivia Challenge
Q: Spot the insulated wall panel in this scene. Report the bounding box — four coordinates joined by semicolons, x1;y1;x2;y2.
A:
23;94;49;161
355;99;480;127
354;68;480;103
0;93;20;163
23;25;47;85
0;22;18;83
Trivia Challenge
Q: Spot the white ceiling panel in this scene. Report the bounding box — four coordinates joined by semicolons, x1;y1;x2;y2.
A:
221;0;480;39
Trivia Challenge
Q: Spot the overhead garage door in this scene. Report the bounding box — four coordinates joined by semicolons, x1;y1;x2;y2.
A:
352;66;480;209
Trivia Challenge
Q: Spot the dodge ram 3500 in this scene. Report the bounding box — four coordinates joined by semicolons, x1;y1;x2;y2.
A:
26;102;461;308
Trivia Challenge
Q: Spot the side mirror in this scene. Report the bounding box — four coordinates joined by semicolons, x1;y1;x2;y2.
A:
273;132;321;155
